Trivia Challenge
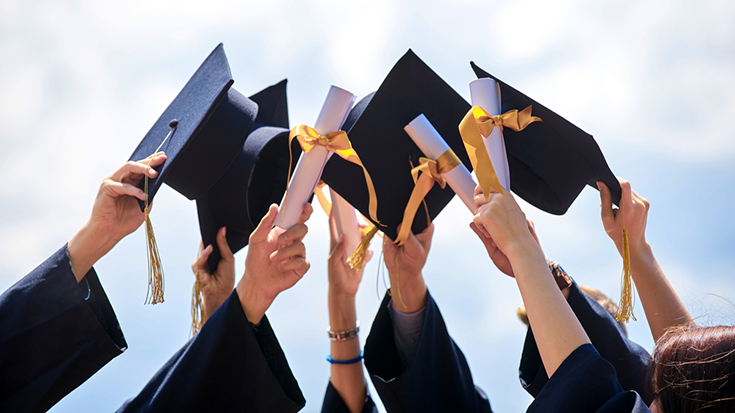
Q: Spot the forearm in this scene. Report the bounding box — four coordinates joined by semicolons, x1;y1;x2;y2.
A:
328;290;366;413
387;270;427;314
67;221;117;282
630;242;692;341
510;242;590;377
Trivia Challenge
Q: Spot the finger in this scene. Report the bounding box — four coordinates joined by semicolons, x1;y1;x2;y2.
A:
598;181;615;225
278;257;310;275
104;180;146;201
297;202;313;225
135;152;167;164
250;204;279;244
197;244;214;273
271;241;306;263
618;178;632;209
278;223;308;249
114;160;161;182
414;222;434;253
328;213;339;250
526;219;540;245
146;152;168;168
328;234;347;264
469;222;492;244
216;227;234;262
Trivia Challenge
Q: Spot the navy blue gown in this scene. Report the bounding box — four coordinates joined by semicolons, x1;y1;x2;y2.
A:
362;290;492;412
117;289;305;412
0;245;127;413
320;381;378;413
519;282;654;405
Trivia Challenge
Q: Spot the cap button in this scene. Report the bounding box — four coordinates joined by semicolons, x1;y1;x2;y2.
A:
169;119;179;128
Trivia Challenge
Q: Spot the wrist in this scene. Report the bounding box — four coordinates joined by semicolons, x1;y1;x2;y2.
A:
236;276;273;324
504;235;545;264
68;221;117;282
328;292;357;331
388;271;427;314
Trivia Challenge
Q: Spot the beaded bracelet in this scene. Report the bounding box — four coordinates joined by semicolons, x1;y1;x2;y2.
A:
327;321;360;341
327;350;364;365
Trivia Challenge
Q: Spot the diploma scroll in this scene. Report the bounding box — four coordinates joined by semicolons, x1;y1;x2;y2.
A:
275;86;356;229
404;114;477;212
329;188;361;258
470;78;510;190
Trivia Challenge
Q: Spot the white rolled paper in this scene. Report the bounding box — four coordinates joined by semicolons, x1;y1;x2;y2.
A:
469;78;511;191
275;86;356;229
329;188;361;258
404;114;477;213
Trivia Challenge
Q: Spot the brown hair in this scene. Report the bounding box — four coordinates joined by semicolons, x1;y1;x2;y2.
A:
652;325;735;412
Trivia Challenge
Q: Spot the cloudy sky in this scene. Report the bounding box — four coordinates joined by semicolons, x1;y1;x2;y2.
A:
1;0;735;412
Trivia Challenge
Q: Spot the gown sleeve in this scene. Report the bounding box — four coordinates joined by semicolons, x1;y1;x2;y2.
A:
527;344;651;413
363;289;493;412
116;289;305;413
320;380;378;413
519;282;653;404
0;245;127;413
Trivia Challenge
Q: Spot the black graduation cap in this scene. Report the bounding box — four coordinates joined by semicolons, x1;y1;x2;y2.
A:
470;62;621;214
322;49;472;241
196;80;299;272
128;43;258;204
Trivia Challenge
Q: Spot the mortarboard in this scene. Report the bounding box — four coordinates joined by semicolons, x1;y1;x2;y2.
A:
196;79;297;274
321;49;472;242
469;61;621;214
127;43;257;304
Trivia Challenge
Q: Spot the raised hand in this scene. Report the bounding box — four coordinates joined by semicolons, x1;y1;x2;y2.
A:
192;227;236;325
68;153;167;281
328;214;372;299
598;179;649;256
383;223;434;313
236;203;313;324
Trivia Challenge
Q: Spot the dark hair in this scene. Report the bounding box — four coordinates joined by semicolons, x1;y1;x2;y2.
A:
652;325;735;412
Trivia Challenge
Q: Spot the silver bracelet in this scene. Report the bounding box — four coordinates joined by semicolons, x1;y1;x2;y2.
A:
327;321;360;341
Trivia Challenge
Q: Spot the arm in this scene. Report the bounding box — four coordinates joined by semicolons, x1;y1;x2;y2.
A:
473;186;590;377
598;180;693;341
325;214;371;413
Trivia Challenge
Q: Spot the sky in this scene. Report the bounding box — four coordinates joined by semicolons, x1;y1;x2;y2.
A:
1;0;735;412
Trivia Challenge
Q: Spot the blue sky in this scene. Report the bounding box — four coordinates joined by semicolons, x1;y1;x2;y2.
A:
1;0;735;412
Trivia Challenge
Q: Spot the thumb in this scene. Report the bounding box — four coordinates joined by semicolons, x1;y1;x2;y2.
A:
598;181;615;227
414;223;434;253
250;204;278;244
329;234;348;262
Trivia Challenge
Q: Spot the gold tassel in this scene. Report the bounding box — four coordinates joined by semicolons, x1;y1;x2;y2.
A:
347;226;378;270
615;194;636;322
144;206;165;305
191;271;203;335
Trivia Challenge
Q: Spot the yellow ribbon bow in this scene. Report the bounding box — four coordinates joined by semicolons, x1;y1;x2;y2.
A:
459;105;542;201
286;125;380;224
395;149;461;245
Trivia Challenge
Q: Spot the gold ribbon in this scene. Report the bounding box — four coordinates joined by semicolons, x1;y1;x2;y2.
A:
286;125;380;224
459;105;542;201
395;149;461;245
313;181;332;217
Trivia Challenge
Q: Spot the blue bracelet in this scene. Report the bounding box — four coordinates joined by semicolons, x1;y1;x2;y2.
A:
327;350;364;365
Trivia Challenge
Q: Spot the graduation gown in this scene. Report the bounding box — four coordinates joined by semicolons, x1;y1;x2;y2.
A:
363;290;492;412
528;344;651;413
0;245;127;413
117;289;305;412
519;282;653;404
320;381;378;413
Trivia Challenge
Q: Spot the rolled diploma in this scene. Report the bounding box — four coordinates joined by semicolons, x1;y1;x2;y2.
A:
469;78;510;191
275;86;355;229
329;188;361;258
404;114;477;213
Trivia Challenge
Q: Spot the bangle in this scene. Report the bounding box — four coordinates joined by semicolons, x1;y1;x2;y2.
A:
327;321;360;341
548;260;572;291
327;350;364;364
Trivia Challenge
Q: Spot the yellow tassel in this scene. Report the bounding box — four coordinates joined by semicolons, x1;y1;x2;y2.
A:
191;271;203;335
392;253;407;310
144;207;165;305
615;196;636;322
347;226;378;270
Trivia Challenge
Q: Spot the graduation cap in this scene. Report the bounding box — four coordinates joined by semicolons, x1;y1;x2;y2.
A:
321;49;472;242
469;61;621;214
127;43;257;304
470;62;634;322
196;79;296;274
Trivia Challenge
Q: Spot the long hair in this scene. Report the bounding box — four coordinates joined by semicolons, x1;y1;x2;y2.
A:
652;325;735;412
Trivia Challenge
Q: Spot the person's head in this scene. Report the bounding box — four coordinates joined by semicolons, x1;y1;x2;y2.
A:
651;325;735;413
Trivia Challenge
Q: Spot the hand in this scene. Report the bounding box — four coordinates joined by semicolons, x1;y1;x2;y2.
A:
383;223;433;313
328;214;372;298
470;218;541;277
472;185;538;260
192;227;236;324
236;203;313;324
598;179;650;256
68;153;167;280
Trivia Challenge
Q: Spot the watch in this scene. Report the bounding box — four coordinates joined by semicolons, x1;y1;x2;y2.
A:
548;260;572;291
